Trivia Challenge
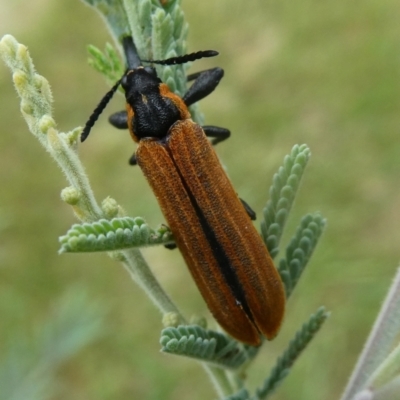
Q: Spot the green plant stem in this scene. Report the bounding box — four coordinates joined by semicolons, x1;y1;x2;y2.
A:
47;128;103;221
365;341;400;391
340;266;400;400
117;248;186;320
204;364;234;398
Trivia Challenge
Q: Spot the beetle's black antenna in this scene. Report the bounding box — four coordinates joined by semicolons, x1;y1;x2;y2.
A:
142;50;219;66
81;37;140;142
81;78;122;142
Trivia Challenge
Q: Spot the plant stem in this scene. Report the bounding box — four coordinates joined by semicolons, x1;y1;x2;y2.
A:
203;364;234;398
340;267;400;400
118;249;186;322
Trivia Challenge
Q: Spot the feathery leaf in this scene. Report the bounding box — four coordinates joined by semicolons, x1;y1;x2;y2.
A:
160;325;257;369
254;307;329;399
87;43;124;85
59;216;174;253
261;144;311;259
278;213;326;297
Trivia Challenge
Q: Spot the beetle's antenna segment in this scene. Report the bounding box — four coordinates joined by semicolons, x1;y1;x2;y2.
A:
81;78;122;142
142;50;219;66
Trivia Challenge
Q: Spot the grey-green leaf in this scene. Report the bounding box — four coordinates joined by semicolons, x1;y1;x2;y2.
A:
59;216;174;253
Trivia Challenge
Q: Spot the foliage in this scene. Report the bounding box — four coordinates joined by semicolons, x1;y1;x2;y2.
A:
59;216;174;252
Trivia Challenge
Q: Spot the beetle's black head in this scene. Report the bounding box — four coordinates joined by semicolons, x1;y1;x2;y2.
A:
122;67;161;100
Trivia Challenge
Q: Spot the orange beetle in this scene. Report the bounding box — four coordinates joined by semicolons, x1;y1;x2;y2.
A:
82;37;285;346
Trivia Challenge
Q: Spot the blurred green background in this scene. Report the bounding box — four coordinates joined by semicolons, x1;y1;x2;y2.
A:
1;0;400;399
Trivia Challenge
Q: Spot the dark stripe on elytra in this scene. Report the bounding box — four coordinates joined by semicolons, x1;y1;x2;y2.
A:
168;148;255;326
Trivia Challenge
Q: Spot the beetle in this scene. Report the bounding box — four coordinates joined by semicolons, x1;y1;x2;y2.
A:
81;36;285;346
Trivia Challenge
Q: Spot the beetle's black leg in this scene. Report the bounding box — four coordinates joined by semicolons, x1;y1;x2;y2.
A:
109;110;128;129
186;69;214;82
202;125;231;146
183;67;224;107
240;198;257;220
129;153;137;166
108;111;135;165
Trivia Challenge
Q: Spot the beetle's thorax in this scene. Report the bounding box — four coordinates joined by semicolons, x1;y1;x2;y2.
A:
123;67;191;142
